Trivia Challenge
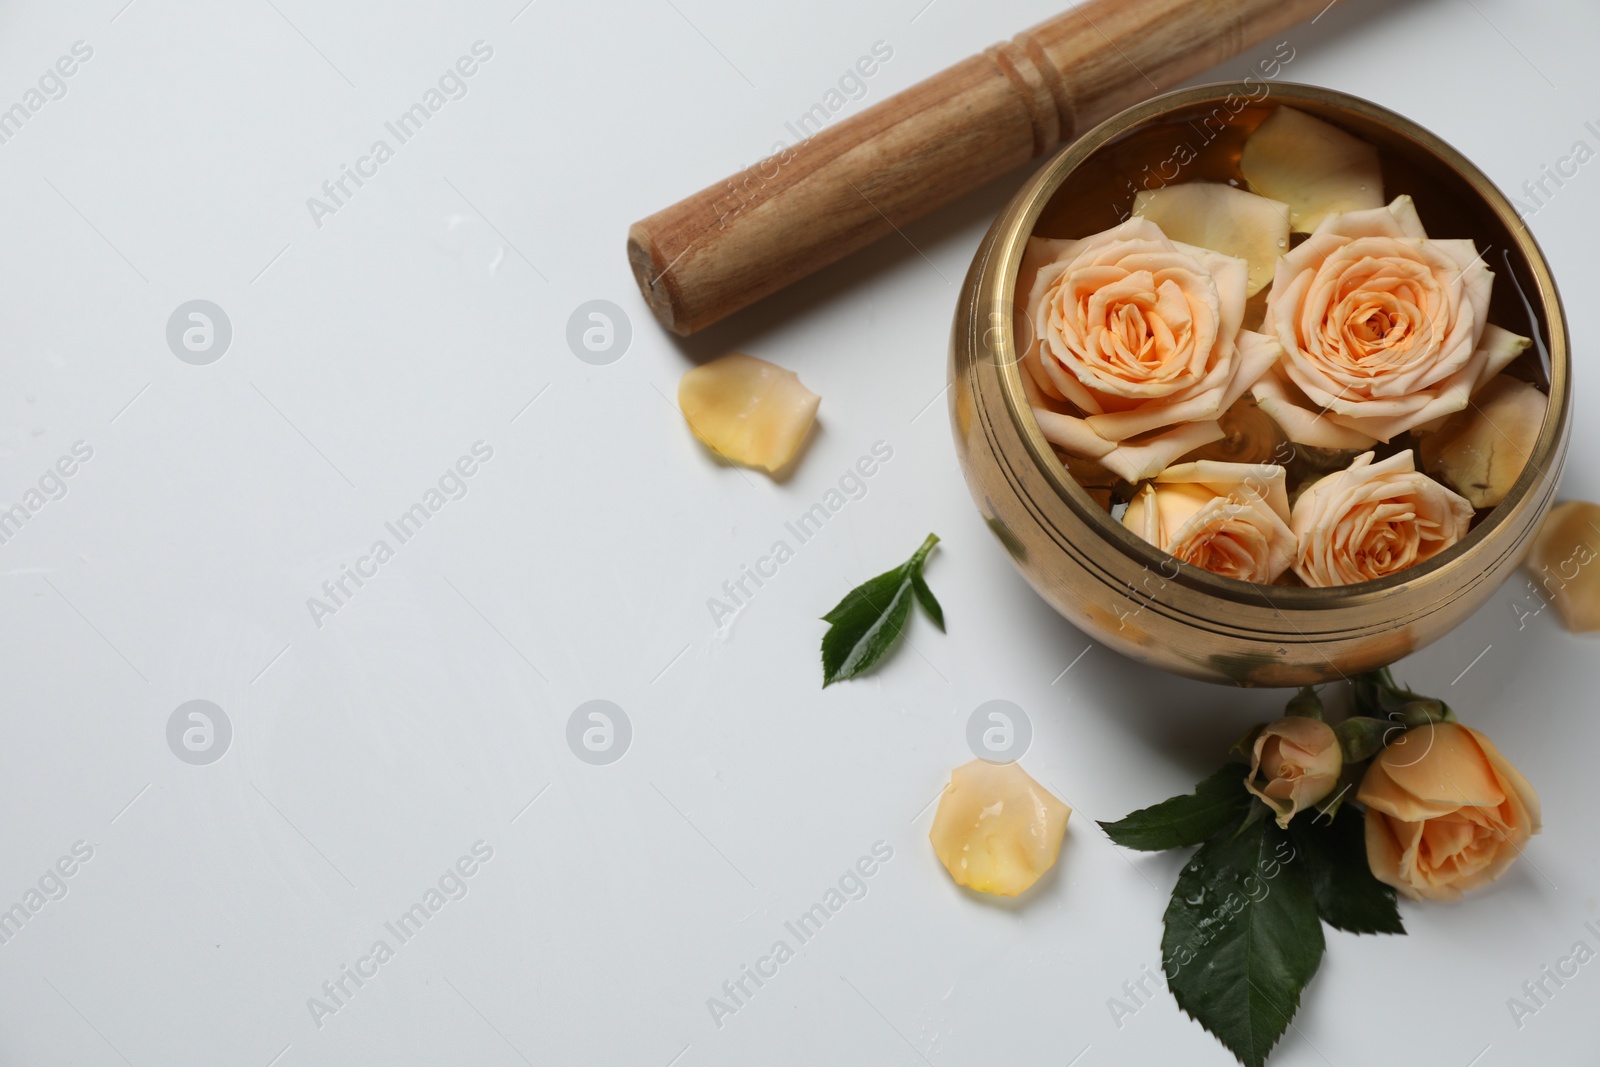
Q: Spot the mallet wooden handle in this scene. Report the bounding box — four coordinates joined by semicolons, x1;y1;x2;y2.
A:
628;0;1329;336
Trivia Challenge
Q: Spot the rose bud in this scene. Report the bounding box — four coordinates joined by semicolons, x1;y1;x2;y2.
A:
1244;716;1343;828
1358;722;1541;901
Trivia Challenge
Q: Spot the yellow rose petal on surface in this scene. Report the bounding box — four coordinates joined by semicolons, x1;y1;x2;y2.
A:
929;759;1070;897
1419;375;1547;508
1240;106;1383;232
1526;501;1600;632
677;353;820;473
1133;182;1291;296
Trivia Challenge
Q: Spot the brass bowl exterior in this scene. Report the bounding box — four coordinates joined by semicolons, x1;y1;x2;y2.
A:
949;83;1571;686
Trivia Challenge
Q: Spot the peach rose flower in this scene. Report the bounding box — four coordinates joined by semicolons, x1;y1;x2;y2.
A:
1251;195;1530;448
1245;716;1343;828
1020;218;1284;482
1290;450;1473;587
1359;722;1540;901
1122;460;1295;583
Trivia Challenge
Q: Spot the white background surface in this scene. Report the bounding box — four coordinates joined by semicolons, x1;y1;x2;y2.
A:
0;0;1596;1064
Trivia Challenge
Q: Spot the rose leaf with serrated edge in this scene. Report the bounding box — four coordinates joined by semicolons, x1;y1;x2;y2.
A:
1162;815;1324;1067
1100;764;1253;852
1289;805;1405;935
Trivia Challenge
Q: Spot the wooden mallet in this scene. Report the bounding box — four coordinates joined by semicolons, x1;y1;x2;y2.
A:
627;0;1336;336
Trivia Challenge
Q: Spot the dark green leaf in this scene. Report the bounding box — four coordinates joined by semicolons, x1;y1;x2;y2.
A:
821;564;909;626
911;574;944;631
1289;805;1404;936
1233;797;1270;838
820;573;914;686
1100;765;1252;851
1162;817;1324;1067
819;535;941;686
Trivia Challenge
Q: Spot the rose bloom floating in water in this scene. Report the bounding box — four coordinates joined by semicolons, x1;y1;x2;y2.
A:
1121;460;1295;584
1290;450;1471;587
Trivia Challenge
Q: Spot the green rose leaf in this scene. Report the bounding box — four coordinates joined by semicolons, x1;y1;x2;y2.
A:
1288;805;1405;936
911;573;944;632
1162;816;1324;1067
1100;764;1253;852
820;534;942;686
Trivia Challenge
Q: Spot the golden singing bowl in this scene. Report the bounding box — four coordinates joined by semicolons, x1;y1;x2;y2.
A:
949;82;1570;687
